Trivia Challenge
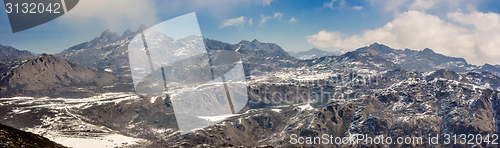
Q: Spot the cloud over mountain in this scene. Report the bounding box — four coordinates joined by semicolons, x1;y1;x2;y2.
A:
306;10;500;65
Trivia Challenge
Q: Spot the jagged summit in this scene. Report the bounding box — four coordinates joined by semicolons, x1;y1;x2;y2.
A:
237;39;261;45
121;28;134;38
137;24;148;32
235;39;295;60
98;29;120;42
369;42;380;46
360;42;395;54
421;48;436;54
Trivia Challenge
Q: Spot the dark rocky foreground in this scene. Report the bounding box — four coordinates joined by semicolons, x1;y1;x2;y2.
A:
0;123;66;148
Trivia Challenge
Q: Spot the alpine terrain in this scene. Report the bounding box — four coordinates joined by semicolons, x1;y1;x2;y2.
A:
1;27;500;147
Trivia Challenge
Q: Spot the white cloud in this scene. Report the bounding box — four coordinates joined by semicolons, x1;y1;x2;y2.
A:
306;10;500;65
259;14;273;26
324;0;346;9
274;12;284;18
324;0;334;8
351;6;363;10
58;0;159;31
161;0;273;19
58;0;274;30
248;18;253;26
259;0;272;6
219;16;248;28
409;0;437;10
368;0;479;13
259;12;297;26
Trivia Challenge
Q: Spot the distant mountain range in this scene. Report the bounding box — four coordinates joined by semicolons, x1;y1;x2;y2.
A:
0;44;34;57
2;28;499;78
0;44;35;63
296;42;500;76
288;47;340;60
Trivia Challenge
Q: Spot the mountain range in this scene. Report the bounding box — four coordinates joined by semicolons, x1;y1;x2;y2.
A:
1;27;500;147
0;44;35;63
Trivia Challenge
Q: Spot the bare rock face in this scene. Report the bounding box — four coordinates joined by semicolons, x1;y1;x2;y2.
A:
0;54;125;97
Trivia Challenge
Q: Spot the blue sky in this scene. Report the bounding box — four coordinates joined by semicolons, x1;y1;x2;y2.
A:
1;0;500;65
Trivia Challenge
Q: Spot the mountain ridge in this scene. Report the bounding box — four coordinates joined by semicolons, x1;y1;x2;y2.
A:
0;54;126;97
0;44;35;63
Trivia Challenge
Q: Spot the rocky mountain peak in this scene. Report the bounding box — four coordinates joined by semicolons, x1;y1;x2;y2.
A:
367;42;394;54
121;28;134;38
420;48;436;54
237;40;250;45
137;24;148;33
370;42;380;46
98;29;120;42
32;53;61;63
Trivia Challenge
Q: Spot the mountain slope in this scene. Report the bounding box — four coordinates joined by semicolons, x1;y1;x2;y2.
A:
237;39;295;60
0;54;127;97
165;71;499;147
55;29;135;76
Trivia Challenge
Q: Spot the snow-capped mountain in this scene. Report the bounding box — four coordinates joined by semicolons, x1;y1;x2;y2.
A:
474;63;500;76
351;43;476;72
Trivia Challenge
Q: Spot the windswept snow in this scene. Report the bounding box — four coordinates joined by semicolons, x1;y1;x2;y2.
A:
50;134;148;148
197;114;240;122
